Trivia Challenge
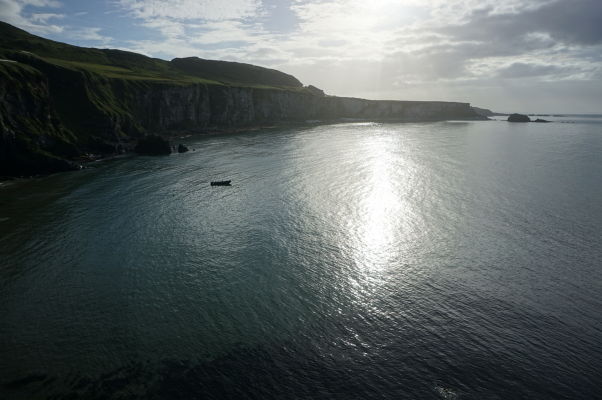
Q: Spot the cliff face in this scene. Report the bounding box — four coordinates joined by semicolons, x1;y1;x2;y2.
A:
0;63;480;176
116;82;478;132
0;60;79;176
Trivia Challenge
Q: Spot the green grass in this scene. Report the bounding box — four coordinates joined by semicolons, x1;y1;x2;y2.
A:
40;57;223;85
0;58;42;82
0;21;307;90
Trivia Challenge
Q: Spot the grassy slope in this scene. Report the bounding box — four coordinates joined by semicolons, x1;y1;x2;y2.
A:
0;21;303;89
171;57;303;88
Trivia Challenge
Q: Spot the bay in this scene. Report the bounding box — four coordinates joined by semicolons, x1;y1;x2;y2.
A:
1;117;601;399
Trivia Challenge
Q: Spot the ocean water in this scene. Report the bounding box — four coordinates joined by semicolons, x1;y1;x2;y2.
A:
1;118;601;399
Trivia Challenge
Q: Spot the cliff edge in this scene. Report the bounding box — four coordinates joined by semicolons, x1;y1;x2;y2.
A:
0;21;484;177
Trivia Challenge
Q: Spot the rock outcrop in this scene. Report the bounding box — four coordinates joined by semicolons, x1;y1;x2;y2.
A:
508;113;531;122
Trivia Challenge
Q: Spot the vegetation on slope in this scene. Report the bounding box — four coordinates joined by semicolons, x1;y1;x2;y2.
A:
0;21;302;89
171;57;302;88
0;60;79;176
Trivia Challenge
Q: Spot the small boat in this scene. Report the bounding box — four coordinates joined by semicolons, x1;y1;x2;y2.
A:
211;180;231;186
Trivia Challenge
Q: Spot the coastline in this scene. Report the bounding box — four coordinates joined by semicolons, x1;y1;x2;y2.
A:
1;115;489;182
0;22;486;179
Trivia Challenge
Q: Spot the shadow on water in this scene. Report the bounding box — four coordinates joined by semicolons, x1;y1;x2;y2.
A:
2;295;600;400
0;342;551;400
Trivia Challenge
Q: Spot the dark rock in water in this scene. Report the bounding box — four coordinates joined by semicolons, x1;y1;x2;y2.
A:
177;144;189;153
508;113;531;122
211;180;231;186
533;118;551;123
134;135;171;155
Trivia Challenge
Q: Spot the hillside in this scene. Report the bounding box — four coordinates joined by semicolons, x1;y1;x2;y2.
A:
0;21;483;177
0;21;303;88
171;57;302;88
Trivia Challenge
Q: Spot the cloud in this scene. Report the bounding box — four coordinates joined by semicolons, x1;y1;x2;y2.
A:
112;0;601;101
0;0;64;34
138;17;187;39
442;0;602;46
189;20;267;45
30;12;64;23
117;0;261;21
66;27;112;45
4;0;600;112
114;0;269;59
496;62;578;78
0;0;113;49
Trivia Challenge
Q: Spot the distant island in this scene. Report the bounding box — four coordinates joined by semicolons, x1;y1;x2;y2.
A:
507;113;551;123
0;21;486;178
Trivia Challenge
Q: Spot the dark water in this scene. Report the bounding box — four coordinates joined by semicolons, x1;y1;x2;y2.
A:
1;118;602;399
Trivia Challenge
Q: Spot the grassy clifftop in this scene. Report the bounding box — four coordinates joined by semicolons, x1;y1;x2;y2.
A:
171;57;302;88
0;21;303;88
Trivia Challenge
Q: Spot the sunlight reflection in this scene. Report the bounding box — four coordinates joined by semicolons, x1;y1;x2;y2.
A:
285;123;422;299
351;135;406;272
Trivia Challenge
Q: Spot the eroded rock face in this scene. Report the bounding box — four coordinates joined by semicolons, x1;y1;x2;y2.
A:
121;85;484;132
508;113;531;122
134;135;171;155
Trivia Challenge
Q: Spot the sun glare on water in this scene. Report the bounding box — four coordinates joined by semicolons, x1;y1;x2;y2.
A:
350;131;415;273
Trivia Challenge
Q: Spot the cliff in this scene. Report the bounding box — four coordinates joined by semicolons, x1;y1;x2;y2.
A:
0;21;483;177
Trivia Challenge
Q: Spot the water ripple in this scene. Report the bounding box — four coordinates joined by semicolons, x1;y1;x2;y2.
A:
1;121;602;399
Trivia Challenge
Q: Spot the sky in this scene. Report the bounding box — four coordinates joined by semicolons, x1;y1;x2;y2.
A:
1;0;601;113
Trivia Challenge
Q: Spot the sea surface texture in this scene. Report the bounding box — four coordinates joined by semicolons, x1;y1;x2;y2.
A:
1;116;601;399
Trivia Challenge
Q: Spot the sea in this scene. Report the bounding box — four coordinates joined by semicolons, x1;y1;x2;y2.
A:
1;115;601;399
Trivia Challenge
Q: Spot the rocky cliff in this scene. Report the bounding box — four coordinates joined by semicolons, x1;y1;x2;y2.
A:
0;21;483;177
122;83;479;131
0;60;79;176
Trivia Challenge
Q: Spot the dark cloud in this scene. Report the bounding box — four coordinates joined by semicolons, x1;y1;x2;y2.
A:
496;62;577;78
378;0;602;84
445;0;602;46
530;0;602;45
